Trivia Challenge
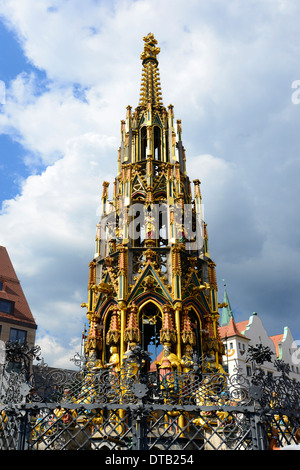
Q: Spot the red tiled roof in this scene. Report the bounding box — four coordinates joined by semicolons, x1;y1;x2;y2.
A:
270;334;284;356
218;318;249;340
150;349;163;371
0;246;37;329
234;320;249;335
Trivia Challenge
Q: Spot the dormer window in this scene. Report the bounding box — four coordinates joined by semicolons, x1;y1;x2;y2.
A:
0;281;3;291
0;299;14;314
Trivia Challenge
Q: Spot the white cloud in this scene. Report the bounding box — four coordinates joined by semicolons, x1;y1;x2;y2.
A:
187;153;265;263
0;131;115;363
0;72;121;166
36;333;82;370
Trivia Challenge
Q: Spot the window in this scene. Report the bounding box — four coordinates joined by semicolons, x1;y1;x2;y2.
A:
0;299;14;314
0;281;3;290
153;126;161;160
9;328;27;343
140;126;147;160
140;302;162;355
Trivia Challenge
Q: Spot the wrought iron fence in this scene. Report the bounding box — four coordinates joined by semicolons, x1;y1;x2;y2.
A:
1;341;300;451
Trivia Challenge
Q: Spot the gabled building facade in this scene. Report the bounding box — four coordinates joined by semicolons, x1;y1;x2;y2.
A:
219;287;300;382
0;246;37;347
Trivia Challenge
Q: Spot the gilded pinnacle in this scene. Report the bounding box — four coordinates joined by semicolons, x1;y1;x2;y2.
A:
139;33;163;107
140;33;160;64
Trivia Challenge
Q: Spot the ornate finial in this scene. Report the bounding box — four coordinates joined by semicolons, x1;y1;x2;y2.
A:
160;305;177;344
181;308;196;346
139;33;163;107
140;33;160;65
106;307;121;345
124;304;141;344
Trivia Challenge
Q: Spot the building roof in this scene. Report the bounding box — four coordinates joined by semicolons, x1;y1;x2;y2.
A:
219;317;249;340
220;285;234;327
219;316;288;360
270;333;284;357
0;246;37;329
150;349;163;371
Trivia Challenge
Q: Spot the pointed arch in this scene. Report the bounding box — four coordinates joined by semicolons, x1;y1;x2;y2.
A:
92;298;119;364
129;290;171;309
140;126;147;160
153;126;161;160
182;298;207;358
131;174;146;199
138;299;163;357
127;264;173;304
153;113;163;127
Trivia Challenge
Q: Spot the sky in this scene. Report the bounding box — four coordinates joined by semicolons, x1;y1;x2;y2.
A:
0;0;300;368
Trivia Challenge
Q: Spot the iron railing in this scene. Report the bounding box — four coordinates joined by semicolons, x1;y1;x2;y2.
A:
1;342;300;451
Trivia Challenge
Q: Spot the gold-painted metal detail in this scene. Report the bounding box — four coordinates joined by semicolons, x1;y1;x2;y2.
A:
83;34;224;373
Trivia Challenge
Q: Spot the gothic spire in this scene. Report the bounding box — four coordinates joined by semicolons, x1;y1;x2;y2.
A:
139;33;163;107
220;281;234;327
84;34;225;373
